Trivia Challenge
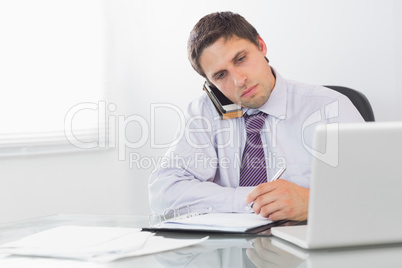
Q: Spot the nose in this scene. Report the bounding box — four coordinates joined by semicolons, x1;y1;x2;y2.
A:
232;69;247;88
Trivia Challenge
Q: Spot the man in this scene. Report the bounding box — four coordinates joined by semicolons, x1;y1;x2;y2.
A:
149;11;364;221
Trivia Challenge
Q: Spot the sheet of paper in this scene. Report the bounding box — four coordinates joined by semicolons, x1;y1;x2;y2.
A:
93;236;209;262
160;213;273;232
0;225;209;262
0;226;150;260
2;226;145;250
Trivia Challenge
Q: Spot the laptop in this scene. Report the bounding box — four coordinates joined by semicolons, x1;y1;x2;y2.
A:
271;122;402;249
270;235;402;267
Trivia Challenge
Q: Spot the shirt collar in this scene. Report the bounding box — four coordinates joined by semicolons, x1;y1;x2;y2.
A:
243;67;287;119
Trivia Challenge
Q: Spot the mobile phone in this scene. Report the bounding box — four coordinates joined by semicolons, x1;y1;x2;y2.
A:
203;82;241;113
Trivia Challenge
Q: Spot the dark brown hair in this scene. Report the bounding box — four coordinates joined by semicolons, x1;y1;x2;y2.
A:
187;11;260;78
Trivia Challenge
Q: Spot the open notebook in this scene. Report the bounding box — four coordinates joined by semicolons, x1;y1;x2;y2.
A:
143;213;292;235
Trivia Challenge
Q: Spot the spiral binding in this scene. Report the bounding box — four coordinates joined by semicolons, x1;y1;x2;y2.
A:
148;205;204;227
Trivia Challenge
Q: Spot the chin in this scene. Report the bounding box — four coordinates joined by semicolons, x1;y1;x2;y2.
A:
243;103;261;109
242;96;268;109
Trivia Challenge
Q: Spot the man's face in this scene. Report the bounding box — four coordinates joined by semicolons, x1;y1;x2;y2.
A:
199;36;275;109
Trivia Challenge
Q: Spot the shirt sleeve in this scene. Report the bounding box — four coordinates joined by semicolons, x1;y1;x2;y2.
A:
148;96;253;214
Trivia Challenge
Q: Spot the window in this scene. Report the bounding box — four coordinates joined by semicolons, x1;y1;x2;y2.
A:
0;0;107;156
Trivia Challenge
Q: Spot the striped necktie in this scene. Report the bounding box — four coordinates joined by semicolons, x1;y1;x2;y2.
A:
239;112;268;186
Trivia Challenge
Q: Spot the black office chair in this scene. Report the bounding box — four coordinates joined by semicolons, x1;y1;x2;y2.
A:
324;85;375;122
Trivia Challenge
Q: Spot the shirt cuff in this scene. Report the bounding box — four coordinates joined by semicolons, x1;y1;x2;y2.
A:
233;186;255;213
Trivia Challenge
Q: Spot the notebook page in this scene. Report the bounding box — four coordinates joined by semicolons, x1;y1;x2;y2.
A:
160;213;273;232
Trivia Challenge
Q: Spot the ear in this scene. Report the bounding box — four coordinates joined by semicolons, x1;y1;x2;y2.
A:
257;36;268;56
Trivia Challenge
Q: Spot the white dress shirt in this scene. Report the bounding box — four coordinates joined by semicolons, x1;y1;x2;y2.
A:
149;69;364;214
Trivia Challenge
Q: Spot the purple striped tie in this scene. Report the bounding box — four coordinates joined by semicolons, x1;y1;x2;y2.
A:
239;112;268;186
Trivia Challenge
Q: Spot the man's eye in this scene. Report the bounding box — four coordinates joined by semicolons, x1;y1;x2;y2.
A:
216;72;225;80
238;56;245;63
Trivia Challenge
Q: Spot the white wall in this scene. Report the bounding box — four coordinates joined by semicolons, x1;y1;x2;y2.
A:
110;0;402;122
1;0;401;223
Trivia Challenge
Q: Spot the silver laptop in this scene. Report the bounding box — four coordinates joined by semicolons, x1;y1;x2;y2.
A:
271;122;402;249
270;235;402;267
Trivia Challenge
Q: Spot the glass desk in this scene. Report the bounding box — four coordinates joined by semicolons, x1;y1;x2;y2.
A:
1;214;402;267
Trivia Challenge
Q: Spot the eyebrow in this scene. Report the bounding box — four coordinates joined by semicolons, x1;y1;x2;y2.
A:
211;50;246;80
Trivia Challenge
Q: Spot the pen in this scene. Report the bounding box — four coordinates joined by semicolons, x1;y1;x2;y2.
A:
270;167;286;182
245;167;287;211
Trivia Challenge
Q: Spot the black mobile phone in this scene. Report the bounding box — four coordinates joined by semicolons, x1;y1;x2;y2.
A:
203;82;241;113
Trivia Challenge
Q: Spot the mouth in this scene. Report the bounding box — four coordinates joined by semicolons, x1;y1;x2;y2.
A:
241;84;258;97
